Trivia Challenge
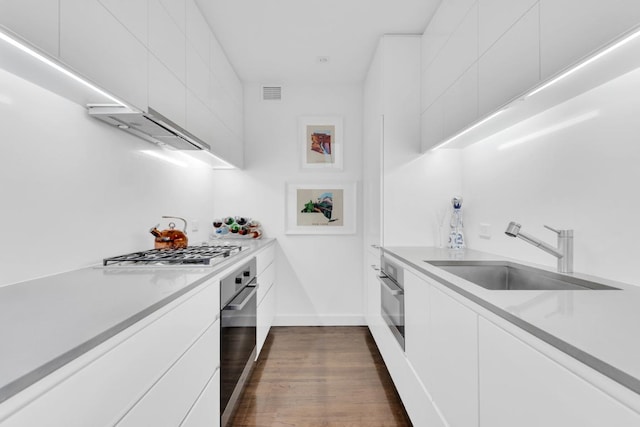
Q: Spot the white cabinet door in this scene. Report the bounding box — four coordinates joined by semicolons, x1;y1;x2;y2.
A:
442;62;478;140
478;0;538;55
365;250;382;328
422;3;478;112
0;280;220;427
59;0;148;110
427;284;478;427
117;320;220;427
98;0;147;45
0;0;59;57
149;55;186;127
478;4;540;117
256;280;276;358
420;97;444;152
540;0;640;80
180;369;220;427
479;317;640;427
149;0;186;83
404;269;430;390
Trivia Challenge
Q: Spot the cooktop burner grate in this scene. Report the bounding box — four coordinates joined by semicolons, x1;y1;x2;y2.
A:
103;245;243;266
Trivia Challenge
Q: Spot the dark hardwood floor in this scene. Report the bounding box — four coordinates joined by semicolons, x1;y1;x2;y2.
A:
229;326;412;427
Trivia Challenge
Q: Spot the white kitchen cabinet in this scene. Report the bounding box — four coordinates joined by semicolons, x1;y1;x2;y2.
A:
257;279;276;359
420;97;444;151
117;320;220;427
421;3;478;113
421;0;477;72
256;243;276;359
479;317;640;427
442;62;478;140
186;91;214;145
186;0;210;66
363;35;420;251
180;369;220;427
0;0;59;57
365;249;382;328
478;0;538;55
478;4;540;117
98;0;147;45
149;54;186;128
159;0;186;33
368;259;445;427
149;0;186;84
426;283;478;427
186;41;211;107
540;0;640;80
59;0;148;110
404;269;431;389
0;276;221;427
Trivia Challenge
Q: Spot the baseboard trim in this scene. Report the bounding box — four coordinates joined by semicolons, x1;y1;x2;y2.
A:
273;314;366;326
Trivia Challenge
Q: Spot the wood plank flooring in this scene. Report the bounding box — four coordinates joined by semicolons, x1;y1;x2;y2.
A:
229;326;412;426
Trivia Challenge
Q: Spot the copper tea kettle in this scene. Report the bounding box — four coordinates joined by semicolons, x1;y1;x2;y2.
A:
149;216;188;249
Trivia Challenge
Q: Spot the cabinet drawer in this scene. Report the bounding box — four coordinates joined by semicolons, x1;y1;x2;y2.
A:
180;369;220;427
256;262;275;305
117;319;220;427
256;244;275;276
257;281;276;358
1;279;220;427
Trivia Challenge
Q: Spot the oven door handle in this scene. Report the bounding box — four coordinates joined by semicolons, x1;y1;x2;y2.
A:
378;275;403;296
224;284;258;311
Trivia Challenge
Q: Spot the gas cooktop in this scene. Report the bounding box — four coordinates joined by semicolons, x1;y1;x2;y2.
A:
102;245;244;267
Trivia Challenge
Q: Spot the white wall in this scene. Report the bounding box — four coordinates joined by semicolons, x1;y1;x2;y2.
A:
210;82;364;325
0;68;218;286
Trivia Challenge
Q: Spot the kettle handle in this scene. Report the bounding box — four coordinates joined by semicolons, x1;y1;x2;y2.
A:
162;216;188;234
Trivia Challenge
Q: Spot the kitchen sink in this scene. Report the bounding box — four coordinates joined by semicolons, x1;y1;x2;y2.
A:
425;261;619;291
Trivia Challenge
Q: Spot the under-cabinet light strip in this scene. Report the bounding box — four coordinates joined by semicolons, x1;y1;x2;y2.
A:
432;109;506;150
526;26;640;98
0;30;127;106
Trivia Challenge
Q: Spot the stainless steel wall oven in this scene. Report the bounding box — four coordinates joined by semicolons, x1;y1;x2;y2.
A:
379;254;405;350
220;258;257;427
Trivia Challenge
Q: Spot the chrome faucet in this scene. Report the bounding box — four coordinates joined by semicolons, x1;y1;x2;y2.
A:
505;222;574;273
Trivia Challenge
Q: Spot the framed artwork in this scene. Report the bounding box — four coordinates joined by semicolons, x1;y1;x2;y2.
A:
285;182;357;234
298;116;343;169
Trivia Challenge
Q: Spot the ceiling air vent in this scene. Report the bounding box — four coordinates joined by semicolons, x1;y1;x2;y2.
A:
262;85;282;101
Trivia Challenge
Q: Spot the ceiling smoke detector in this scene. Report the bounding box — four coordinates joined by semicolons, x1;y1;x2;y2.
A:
261;85;282;101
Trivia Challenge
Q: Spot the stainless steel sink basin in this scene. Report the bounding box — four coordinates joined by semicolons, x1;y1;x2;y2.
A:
425;261;619;291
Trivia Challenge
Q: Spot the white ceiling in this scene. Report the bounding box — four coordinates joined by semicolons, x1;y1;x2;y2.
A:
196;0;442;84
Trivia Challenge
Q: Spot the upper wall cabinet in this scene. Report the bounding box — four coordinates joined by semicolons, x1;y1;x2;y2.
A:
0;0;59;57
478;4;539;117
421;0;640;152
1;0;244;168
59;0;148;111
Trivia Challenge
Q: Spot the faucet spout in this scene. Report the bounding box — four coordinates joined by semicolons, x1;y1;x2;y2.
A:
504;221;573;273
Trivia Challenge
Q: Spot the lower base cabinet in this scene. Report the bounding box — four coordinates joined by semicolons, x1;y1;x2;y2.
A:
180;369;220;427
257;279;276;358
479;317;640;427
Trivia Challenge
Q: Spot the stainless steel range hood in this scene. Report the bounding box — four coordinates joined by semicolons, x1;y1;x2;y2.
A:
87;104;211;151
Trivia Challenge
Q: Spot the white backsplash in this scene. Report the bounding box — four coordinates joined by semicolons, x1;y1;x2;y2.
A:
0;69;218;287
415;66;640;287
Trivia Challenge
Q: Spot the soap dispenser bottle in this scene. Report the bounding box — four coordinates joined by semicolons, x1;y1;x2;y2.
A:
448;196;465;250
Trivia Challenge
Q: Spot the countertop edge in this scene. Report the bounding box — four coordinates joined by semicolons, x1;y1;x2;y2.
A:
383;247;640;396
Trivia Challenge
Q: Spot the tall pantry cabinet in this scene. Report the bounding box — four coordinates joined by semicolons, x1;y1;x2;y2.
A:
362;35;428;425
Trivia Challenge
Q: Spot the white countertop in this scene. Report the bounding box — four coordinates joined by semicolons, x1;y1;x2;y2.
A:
0;239;275;404
385;246;640;395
